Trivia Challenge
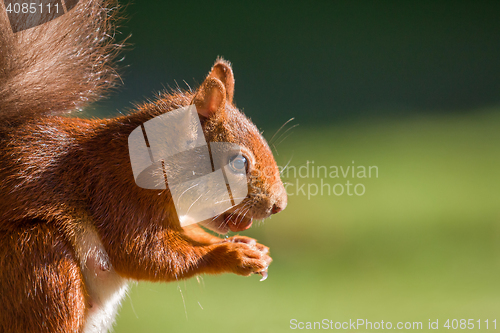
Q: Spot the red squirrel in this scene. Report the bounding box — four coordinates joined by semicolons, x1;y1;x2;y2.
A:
0;1;287;332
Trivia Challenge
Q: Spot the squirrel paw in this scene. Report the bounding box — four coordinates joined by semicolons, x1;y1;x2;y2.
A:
222;236;269;254
220;238;272;278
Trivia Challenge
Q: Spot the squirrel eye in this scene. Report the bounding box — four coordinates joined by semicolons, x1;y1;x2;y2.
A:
228;155;247;174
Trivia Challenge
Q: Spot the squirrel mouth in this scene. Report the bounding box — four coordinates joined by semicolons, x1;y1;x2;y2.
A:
224;213;253;232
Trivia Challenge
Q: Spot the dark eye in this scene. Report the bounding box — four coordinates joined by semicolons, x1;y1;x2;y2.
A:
228;155;247;174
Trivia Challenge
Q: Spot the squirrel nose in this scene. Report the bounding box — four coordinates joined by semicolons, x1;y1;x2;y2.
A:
270;182;288;215
271;199;287;215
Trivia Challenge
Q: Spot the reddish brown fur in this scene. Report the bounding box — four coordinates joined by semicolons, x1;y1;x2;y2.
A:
0;222;86;333
0;0;124;124
0;1;286;332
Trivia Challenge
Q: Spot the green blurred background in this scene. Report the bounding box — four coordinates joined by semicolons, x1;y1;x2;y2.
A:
91;1;500;332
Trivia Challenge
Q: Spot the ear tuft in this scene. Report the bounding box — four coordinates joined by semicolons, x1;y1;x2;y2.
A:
208;57;235;104
194;77;226;118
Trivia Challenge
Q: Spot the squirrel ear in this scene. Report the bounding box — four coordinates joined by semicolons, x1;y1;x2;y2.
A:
206;58;235;104
194;77;226;118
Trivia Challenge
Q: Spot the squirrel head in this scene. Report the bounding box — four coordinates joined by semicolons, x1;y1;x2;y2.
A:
192;58;287;233
129;58;287;234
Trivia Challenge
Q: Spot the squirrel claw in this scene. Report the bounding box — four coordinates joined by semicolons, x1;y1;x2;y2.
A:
257;270;268;281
